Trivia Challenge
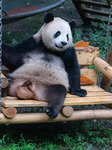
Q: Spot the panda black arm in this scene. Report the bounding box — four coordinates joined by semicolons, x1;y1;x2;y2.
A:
62;47;87;97
12;36;38;52
2;37;38;71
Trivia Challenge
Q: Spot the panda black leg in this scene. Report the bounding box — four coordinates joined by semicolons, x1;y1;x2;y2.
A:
45;84;67;119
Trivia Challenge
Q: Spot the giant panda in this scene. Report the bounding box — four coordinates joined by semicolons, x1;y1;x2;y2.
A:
2;14;87;119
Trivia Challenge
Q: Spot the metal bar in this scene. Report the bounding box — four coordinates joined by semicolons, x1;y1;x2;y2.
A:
3;0;65;24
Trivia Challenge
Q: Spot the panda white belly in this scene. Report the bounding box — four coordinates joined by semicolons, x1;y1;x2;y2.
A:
11;52;69;89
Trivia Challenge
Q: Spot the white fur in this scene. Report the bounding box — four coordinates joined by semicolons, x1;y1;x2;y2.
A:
10;52;69;89
41;17;73;52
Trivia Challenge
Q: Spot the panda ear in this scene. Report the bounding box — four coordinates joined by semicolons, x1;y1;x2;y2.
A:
44;13;54;23
69;21;75;30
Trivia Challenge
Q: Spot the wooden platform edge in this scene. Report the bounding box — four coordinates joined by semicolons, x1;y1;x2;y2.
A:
1;109;112;124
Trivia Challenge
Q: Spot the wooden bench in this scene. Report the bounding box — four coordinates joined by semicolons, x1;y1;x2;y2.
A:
1;46;112;124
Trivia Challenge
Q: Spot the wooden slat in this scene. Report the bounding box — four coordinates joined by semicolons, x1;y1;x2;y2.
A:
81;0;110;8
2;86;112;108
67;91;112;97
81;69;97;85
1;95;112;108
82;7;110;17
86;15;112;25
75;46;99;65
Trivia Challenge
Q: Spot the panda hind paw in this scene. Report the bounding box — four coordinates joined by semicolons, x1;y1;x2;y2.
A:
45;107;58;119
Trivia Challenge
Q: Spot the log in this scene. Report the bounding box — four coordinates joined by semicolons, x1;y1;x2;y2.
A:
1;109;112;124
1;106;17;119
61;106;73;117
101;44;112;91
93;57;112;81
1;73;9;88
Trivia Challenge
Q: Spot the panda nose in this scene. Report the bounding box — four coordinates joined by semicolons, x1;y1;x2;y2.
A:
61;41;67;46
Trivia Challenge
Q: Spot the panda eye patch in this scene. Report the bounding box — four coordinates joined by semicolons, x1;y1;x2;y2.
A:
67;34;69;41
54;31;61;38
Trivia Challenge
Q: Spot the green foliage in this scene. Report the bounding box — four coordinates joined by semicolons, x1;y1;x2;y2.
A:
1;121;112;149
73;23;112;59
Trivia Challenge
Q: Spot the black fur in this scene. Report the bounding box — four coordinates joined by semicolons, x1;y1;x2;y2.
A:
45;84;67;119
44;13;54;23
2;37;38;72
69;21;75;30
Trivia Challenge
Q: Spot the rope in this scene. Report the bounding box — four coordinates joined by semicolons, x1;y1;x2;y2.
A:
103;0;112;60
0;0;2;114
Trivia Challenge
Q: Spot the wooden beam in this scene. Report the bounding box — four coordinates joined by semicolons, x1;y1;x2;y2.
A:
93;57;112;81
1;109;112;124
75;46;99;65
72;0;90;24
86;15;112;25
82;7;109;17
81;0;110;8
101;44;112;91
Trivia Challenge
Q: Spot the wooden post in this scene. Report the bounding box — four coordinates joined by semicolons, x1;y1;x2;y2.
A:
72;0;90;24
100;44;112;91
93;57;112;81
1;106;17;119
1;109;112;124
1;73;9;88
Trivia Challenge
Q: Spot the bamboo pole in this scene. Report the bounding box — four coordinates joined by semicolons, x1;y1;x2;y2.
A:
1;109;112;124
101;44;112;91
93;57;112;81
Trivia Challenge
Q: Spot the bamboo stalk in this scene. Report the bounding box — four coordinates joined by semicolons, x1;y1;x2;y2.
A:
93;57;112;81
1;109;112;124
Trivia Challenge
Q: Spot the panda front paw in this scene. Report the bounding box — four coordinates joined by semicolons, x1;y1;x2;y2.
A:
45;107;58;119
70;89;87;97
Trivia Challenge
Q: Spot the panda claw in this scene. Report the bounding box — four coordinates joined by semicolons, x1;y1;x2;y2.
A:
45;107;58;119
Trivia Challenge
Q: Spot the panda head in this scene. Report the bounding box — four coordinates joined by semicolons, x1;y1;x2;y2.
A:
41;14;75;52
